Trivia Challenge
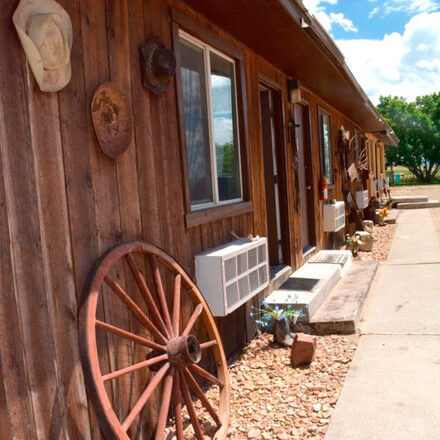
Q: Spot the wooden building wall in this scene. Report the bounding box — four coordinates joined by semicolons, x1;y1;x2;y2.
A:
0;0;382;437
298;88;369;249
365;135;387;197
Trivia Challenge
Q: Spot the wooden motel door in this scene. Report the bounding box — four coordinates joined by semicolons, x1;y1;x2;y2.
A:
294;104;315;254
259;85;289;268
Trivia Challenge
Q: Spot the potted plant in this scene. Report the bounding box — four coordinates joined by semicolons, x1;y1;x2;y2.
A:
376;207;389;226
345;233;364;256
252;301;305;346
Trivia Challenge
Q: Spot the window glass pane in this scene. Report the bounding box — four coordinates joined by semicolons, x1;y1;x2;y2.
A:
179;39;213;207
210;52;242;201
320;113;332;184
354;131;360;161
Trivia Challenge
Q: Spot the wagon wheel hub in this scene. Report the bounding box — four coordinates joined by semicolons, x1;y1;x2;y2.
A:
167;335;202;366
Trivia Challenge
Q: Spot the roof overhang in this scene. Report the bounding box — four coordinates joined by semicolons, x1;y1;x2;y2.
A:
181;0;399;146
368;129;399;147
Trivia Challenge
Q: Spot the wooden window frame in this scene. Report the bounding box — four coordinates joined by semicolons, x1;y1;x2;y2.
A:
317;107;334;186
375;142;380;179
172;10;252;228
258;75;292;266
367;139;374;177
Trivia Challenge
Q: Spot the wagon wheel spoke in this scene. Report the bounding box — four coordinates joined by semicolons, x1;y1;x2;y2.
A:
154;367;175;440
104;275;167;344
122;362;170;432
172;369;184;440
125;253;171;338
189;364;224;388
200;340;218;350
150;255;173;336
181;303;203;337
179;370;204;440
95;320;166;352
102;354;168;382
184;367;221;426
172;274;181;337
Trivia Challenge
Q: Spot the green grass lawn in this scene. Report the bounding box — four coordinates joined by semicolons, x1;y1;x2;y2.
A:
390;166;413;175
387;166;440;186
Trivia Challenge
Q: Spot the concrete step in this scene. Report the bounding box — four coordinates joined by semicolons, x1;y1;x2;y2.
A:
265;251;352;321
397;200;439;209
385;210;399;224
308;250;353;275
310;260;378;335
392;195;428;204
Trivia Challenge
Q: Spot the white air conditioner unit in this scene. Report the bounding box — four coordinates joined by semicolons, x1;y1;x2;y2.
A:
323;201;345;232
356;190;369;209
195;238;269;317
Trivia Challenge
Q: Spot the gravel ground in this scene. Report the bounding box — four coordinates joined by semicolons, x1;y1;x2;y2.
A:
224;333;358;439
358;222;397;261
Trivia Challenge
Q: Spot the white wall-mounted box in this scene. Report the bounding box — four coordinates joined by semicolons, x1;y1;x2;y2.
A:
323;201;346;232
195;238;269;317
356;190;369;209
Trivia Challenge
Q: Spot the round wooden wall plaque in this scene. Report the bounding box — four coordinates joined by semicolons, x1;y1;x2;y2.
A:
91;82;133;159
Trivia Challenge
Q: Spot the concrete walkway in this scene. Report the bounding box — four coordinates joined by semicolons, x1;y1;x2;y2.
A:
325;208;440;440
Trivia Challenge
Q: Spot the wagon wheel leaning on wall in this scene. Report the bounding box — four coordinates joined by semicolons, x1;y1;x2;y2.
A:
79;241;230;440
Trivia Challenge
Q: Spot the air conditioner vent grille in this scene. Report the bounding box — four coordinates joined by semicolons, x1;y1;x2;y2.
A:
323;201;346;232
195;238;269;316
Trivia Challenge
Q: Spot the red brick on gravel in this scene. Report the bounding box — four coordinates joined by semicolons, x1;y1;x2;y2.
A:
291;333;317;367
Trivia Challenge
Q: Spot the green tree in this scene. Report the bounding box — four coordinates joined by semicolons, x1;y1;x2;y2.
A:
216;142;236;176
377;94;440;183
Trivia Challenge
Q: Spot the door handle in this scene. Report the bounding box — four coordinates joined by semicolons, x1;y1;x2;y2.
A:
306;186;312;190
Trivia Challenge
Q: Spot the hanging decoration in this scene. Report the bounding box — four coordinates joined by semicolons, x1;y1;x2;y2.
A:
140;38;176;94
91;82;133;159
13;0;73;92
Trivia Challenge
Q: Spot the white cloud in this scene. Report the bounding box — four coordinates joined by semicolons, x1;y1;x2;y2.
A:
368;7;379;18
315;10;332;31
384;0;440;14
303;0;338;15
415;59;440;71
336;12;440;104
303;0;358;33
416;43;429;51
329;12;358;32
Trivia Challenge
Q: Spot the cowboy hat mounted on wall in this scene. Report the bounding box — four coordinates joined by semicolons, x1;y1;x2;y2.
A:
140;38;176;94
13;0;73;93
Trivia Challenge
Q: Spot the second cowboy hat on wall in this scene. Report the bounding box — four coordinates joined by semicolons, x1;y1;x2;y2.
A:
13;0;73;92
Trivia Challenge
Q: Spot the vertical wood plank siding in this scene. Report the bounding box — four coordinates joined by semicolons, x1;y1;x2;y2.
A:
0;0;379;436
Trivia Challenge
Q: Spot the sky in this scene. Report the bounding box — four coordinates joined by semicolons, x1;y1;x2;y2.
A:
302;0;440;104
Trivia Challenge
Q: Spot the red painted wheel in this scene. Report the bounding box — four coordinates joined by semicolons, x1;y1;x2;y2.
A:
79;241;229;439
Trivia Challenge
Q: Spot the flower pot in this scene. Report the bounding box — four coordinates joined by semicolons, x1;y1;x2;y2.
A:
274;317;293;346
